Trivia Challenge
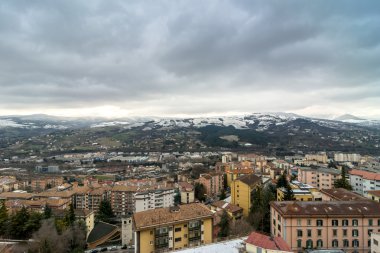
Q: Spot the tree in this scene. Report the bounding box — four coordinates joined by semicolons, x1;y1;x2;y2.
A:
43;205;52;219
334;167;352;190
282;184;295;201
219;189;226;200
65;204;76;226
8;206;30;239
276;171;288;189
0;200;8;236
194;183;207;202
96;199;115;223
218;210;229;238
230;219;253;237
248;184;276;233
174;190;181;205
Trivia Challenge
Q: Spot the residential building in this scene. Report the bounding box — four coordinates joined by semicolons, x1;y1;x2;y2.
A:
245;231;292;253
371;232;380;253
270;201;380;253
335;153;361;163
53;209;95;237
197;172;224;197
305;152;328;164
110;185;137;216
134;187;175;213
297;167;341;190
367;190;380;203
178;182;195;204
277;181;322;201
225;162;255;187
349;169;380;196
320;188;367;201
231;174;262;217
88;187;108;212
209;200;243;222
133;203;213;253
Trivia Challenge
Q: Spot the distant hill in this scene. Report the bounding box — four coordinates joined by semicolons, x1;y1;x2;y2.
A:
335;114;365;122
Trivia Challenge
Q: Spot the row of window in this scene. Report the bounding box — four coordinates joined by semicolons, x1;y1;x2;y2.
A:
297;239;361;248
297;229;363;237
296;218;380;227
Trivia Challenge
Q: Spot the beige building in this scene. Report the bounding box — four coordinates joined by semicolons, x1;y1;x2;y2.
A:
133;203;213;253
178;182;195;204
371;232;380;253
271;201;380;253
305;152;328;164
297;167;341;190
367;190;380;203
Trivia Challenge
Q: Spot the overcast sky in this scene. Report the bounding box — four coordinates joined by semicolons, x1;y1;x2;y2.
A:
0;1;380;119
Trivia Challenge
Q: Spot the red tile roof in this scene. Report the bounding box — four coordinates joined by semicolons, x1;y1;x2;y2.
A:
246;231;292;252
349;169;380;180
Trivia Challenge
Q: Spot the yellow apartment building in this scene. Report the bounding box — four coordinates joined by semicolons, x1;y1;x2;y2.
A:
133;203;214;253
231;174;261;217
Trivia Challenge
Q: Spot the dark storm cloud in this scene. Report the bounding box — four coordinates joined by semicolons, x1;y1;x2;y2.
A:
0;0;379;117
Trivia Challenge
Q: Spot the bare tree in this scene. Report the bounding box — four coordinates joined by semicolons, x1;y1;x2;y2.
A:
230;218;254;237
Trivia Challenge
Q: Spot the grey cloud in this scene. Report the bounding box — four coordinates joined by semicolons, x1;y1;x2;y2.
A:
0;0;379;117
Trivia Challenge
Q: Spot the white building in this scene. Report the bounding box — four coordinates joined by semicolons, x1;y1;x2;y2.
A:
121;216;133;246
134;188;175;212
334;153;361;163
349;169;380;196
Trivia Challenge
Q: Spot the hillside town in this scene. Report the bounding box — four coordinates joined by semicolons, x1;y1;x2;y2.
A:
0;150;379;253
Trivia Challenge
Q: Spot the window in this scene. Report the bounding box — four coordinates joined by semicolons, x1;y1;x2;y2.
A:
368;239;371;247
306;239;313;249
317;229;322;237
278;224;281;232
317;240;323;248
150;230;153;235
374;239;378;246
352;219;358;226
297;219;301;226
175;238;182;242
331;219;338;226
352;239;359;248
150;241;153;245
369;219;373;226
368;229;373;236
352;229;359;237
307;229;312;237
297;230;303;237
343;229;347;236
175;227;182;232
297;239;302;248
342;219;348;226
184;224;187;228
378;219;380;226
333;229;337;236
273;219;276;225
316;220;323;226
343;239;349;247
307;219;311;226
332;239;339;248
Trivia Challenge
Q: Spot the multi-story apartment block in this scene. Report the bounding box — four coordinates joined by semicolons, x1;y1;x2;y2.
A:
349;169;380;196
110;185;137;216
277;181;322;201
297;167;341;190
225;162;255;187
88;187;109;212
231;174;261;217
134;187;175;213
334;153;361;163
196;172;224;197
133;203;213;253
305;152;328;164
270;201;380;253
320;188;367;201
178;182;195;204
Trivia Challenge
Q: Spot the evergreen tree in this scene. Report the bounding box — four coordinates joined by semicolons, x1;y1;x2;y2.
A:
334;167;352;190
276;171;288;189
218;210;229;238
219;189;226;200
43;205;52;219
282;184;295;201
194;183;206;202
65;204;76;226
96;199;115;223
0;200;8;236
9;206;30;239
174;190;181;205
